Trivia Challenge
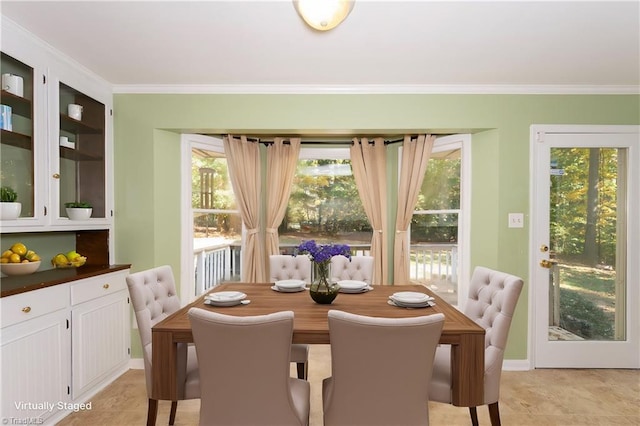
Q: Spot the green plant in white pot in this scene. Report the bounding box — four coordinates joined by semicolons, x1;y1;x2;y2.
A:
0;186;21;220
65;201;92;220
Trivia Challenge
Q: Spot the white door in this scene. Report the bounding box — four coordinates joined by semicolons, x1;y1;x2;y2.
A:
531;125;640;368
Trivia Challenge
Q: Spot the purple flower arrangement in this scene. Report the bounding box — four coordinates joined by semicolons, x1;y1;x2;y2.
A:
296;240;351;264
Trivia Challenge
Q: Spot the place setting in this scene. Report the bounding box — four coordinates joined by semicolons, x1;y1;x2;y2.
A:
271;279;308;293
337;280;373;294
387;291;435;309
204;291;250;307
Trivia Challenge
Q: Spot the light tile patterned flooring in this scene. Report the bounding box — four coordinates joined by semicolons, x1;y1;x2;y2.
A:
58;345;639;425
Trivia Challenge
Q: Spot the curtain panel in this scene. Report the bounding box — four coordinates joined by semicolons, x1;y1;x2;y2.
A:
223;135;265;282
265;138;302;273
350;137;388;285
393;134;435;284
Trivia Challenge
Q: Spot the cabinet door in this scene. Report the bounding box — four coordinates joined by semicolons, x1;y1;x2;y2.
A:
1;308;71;422
0;51;47;228
71;290;129;399
49;75;112;226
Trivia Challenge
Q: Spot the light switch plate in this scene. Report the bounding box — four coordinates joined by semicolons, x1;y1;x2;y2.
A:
508;213;524;228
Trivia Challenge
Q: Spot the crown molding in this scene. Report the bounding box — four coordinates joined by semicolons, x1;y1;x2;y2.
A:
112;84;640;95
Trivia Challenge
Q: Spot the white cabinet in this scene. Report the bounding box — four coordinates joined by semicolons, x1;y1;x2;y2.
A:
70;271;130;400
0;269;130;424
0;18;114;233
0;284;71;423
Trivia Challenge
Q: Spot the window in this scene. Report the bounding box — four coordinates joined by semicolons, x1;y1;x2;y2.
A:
182;135;241;302
408;135;470;305
279;147;372;254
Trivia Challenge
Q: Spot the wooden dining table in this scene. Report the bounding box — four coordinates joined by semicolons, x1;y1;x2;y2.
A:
151;283;485;407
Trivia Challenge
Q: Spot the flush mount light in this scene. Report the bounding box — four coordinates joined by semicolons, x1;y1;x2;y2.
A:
293;0;355;31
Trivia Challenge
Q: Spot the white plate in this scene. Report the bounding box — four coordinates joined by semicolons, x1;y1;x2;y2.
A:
205;299;245;307
337;280;368;291
206;291;246;303
390;291;433;304
271;285;306;293
387;299;434;309
274;279;306;290
339;285;373;294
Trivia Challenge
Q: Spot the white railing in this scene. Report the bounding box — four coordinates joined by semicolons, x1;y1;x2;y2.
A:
410;243;458;284
193;241;457;295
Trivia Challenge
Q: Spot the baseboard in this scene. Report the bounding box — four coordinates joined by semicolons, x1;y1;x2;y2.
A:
129;357;144;369
503;359;531;371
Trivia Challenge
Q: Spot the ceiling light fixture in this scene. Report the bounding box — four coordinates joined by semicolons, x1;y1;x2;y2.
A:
293;0;355;31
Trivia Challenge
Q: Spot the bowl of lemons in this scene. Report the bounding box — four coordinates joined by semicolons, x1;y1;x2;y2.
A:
0;243;42;276
51;251;87;268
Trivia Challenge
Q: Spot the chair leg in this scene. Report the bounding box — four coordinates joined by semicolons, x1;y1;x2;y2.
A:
488;402;501;426
146;398;158;426
169;401;178;425
468;406;479;426
296;361;308;380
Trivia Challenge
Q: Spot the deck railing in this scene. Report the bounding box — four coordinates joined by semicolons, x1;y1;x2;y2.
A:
193;241;457;296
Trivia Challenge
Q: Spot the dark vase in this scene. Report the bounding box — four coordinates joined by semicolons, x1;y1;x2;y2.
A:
309;261;339;304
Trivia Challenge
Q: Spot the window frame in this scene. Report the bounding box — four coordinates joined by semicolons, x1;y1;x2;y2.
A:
400;134;471;306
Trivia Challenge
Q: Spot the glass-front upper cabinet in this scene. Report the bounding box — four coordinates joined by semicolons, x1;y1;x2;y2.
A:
0;51;45;226
51;79;109;224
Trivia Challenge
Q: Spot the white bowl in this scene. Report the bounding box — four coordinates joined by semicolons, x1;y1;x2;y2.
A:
66;207;92;220
1;261;41;276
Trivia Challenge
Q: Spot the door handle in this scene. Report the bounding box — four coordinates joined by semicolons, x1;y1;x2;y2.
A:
540;259;558;269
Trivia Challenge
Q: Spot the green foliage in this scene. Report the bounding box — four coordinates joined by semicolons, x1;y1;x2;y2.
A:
65;201;92;208
550;148;620;266
559;288;613;340
0;186;17;202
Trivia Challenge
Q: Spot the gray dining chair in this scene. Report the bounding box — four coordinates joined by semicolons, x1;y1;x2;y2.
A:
126;265;200;426
269;254;311;379
323;310;445;426
188;308;310;426
429;266;524;426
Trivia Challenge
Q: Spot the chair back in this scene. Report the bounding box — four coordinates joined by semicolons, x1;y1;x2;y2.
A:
188;308;309;426
464;266;524;403
323;310;444;426
270;255;312;282
126;265;182;395
330;255;374;285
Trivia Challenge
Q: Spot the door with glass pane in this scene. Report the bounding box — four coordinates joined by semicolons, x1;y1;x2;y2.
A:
532;127;639;368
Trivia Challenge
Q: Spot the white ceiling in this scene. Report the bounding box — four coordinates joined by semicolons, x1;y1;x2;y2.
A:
1;1;639;93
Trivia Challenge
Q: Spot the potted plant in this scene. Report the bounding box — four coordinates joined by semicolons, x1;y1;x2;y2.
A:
65;201;92;220
0;186;21;220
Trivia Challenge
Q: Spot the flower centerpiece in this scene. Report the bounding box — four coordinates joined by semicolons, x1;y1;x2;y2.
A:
296;240;351;304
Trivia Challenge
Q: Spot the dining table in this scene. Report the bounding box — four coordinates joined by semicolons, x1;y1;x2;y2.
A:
151;283;485;407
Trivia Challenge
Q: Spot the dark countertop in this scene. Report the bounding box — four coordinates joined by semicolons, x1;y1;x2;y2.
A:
1;264;131;298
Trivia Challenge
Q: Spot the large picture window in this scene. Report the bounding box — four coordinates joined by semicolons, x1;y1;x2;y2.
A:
279;147;372;254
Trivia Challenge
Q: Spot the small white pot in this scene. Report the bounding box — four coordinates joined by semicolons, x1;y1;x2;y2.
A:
66;207;92;221
0;202;21;220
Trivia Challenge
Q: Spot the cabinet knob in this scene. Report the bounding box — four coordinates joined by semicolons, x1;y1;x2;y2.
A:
52;173;60;179
103;283;110;289
22;306;31;313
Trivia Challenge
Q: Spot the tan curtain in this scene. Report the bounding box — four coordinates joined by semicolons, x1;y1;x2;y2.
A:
350;137;388;285
393;134;435;284
265;137;301;262
223;135;265;282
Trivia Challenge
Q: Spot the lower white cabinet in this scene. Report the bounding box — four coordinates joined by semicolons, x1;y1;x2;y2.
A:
1;305;71;423
70;272;130;400
0;269;130;424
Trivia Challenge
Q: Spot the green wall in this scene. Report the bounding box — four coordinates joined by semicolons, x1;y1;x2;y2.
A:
113;93;639;360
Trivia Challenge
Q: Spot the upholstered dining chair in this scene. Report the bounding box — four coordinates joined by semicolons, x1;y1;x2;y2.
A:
323;310;445;426
429;266;524;426
188;308;310;426
330;255;374;285
269;254;311;379
126;265;200;426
